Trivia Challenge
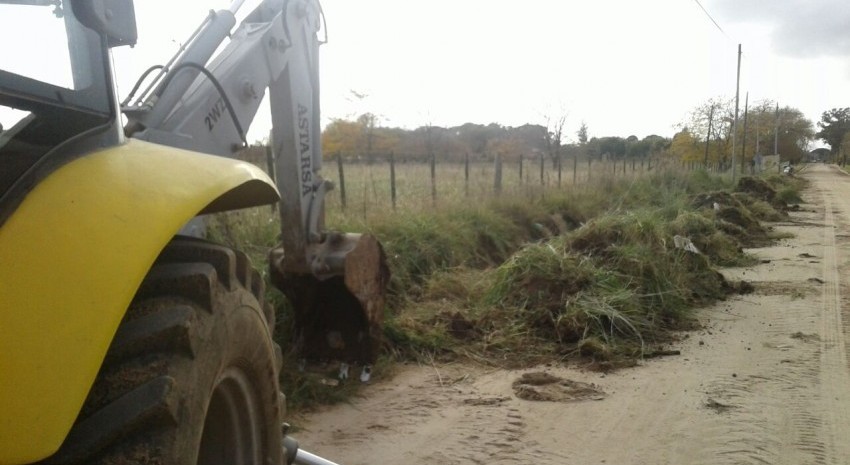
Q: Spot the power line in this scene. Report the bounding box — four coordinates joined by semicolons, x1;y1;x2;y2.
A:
693;0;730;39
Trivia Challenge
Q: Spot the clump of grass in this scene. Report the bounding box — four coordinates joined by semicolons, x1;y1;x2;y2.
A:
736;176;779;203
715;206;770;246
690;190;746;210
362;205;533;304
686;169;734;193
763;173;808;206
776;188;803;205
567;210;668;258
732;193;787;222
488;236;597;326
668;211;755;266
485;210;731;360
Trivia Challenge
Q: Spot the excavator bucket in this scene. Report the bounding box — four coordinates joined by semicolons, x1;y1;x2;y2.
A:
269;233;389;364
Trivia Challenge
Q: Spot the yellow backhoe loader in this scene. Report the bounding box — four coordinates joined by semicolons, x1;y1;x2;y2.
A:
0;1;387;463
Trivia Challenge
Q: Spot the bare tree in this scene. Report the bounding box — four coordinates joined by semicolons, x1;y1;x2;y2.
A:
543;112;568;168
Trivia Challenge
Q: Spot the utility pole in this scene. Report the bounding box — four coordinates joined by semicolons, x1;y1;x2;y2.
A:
774;103;780;172
704;104;715;168
741;92;749;174
731;44;742;183
755;121;760;158
755;120;760;174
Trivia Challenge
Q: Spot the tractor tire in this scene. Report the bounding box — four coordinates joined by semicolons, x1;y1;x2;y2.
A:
40;237;285;465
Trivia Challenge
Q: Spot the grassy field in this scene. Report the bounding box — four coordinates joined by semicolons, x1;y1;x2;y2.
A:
323;155;666;224
207;156;806;411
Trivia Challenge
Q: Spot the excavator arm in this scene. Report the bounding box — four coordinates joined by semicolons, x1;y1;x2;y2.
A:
125;0;388;367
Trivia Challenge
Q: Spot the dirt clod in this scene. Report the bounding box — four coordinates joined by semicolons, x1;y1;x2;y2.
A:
790;332;821;342
512;372;605;402
463;396;511;406
736;281;755;294
705;398;736;413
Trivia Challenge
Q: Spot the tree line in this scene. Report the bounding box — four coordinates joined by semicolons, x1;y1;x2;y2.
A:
238;99;850;168
319;114;670;164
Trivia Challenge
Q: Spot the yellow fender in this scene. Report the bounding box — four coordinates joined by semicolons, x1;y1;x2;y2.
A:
0;139;279;464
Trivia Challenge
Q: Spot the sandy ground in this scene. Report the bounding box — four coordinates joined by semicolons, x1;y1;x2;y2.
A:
292;164;850;465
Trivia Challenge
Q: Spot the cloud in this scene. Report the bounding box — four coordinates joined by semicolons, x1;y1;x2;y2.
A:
710;0;850;58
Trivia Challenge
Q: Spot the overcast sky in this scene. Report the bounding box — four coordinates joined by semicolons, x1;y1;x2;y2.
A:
111;0;850;144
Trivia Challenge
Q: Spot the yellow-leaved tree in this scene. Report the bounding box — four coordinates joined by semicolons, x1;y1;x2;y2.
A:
670;129;701;161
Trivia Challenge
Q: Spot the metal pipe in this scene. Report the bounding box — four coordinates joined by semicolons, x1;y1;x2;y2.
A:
228;0;248;13
133;12;213;105
140;9;236;128
294;449;341;465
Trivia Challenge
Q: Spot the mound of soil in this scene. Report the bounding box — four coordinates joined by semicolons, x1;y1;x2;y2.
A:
736;176;788;211
512;372;606;402
717;206;764;233
736;176;777;202
679;251;733;301
691;191;744;210
715;206;771;247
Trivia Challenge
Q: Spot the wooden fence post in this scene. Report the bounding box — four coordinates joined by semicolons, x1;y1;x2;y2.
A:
464;152;470;197
588;157;592;181
336;152;347;210
519;154;524;184
389;151;397;210
539;152;544;186
622;157;626;175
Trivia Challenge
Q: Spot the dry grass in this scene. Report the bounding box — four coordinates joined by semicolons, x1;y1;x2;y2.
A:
324;156;663;225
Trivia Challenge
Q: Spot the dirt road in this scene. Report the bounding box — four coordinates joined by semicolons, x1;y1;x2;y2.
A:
293;164;850;465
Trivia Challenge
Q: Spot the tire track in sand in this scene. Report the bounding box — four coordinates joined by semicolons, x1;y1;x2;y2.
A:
815;173;850;464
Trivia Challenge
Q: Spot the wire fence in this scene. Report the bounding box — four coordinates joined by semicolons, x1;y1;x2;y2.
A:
322;152;671;216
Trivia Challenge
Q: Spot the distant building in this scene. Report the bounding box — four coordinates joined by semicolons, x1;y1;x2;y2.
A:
808;148;830;162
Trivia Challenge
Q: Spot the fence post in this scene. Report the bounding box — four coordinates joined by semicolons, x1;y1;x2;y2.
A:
389;151;397;210
539;152;544;186
588;157;592;181
430;152;437;205
336;152;347;210
464;152;470;197
622;157;626;175
519;154;524;184
494;152;503;195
